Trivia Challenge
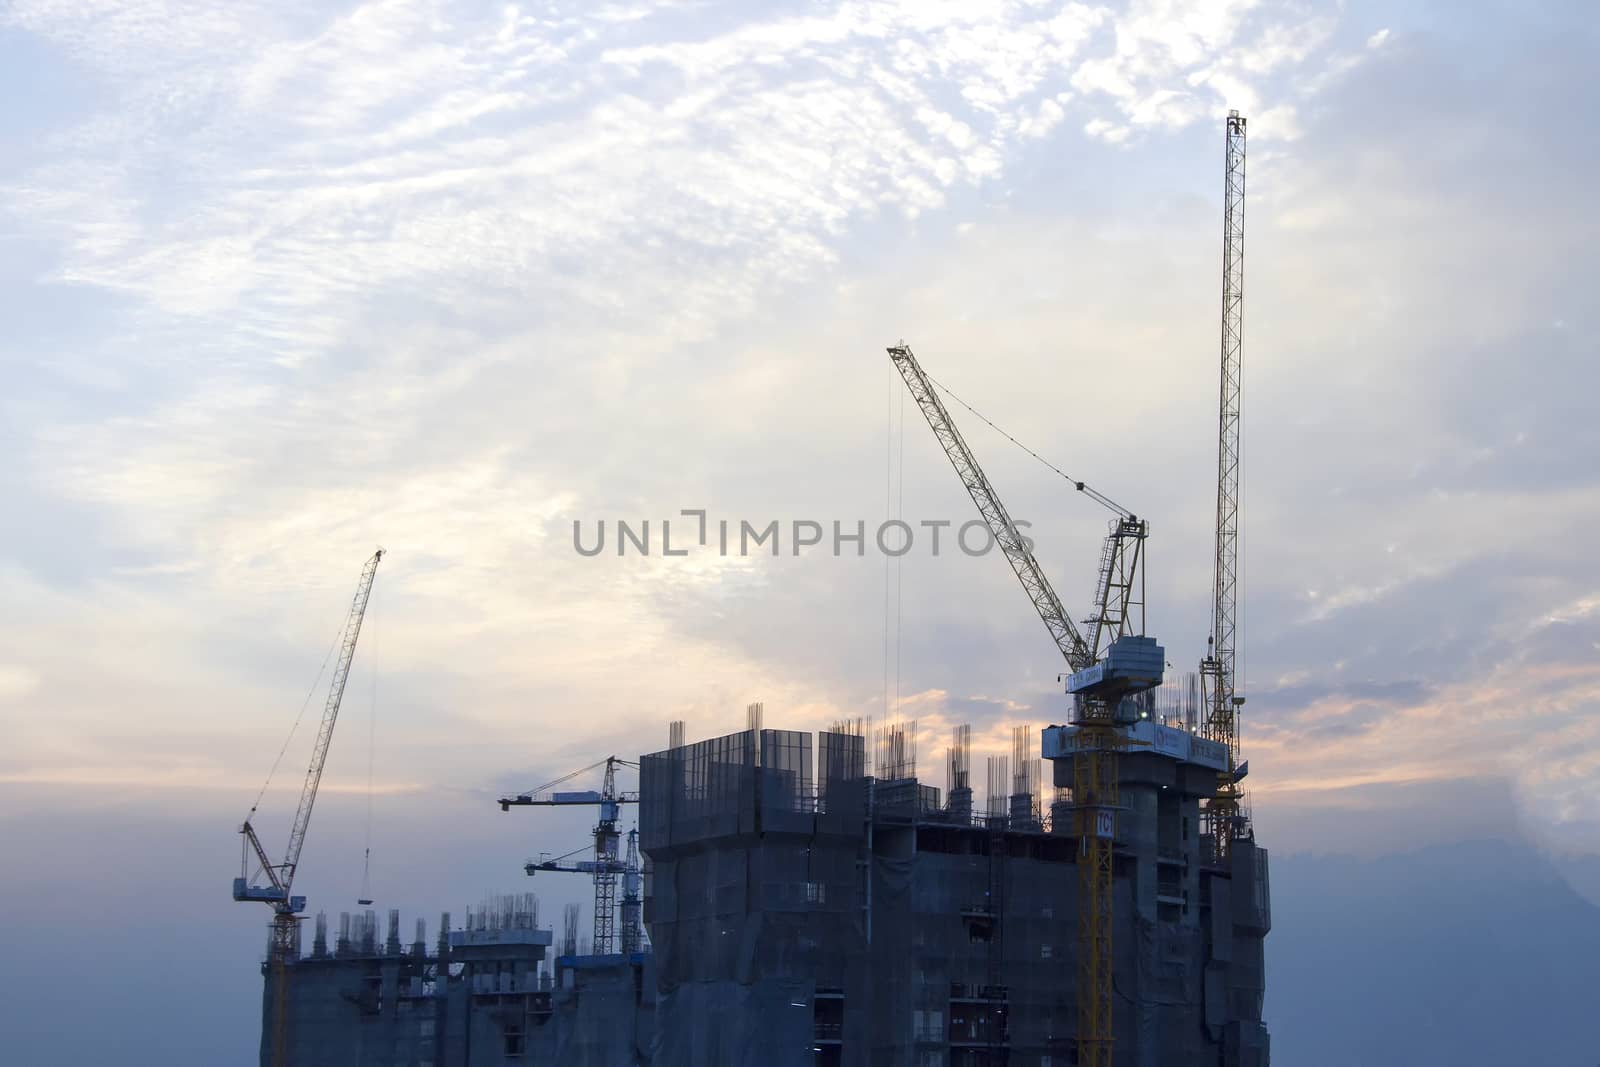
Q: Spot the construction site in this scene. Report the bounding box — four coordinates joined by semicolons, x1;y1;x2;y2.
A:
234;111;1268;1066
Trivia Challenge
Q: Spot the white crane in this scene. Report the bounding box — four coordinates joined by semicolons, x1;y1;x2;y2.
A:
1202;111;1249;862
234;548;384;1067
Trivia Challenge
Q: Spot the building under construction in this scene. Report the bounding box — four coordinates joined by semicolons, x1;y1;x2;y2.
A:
261;711;1269;1065
248;110;1267;1066
261;894;654;1065
641;716;1269;1066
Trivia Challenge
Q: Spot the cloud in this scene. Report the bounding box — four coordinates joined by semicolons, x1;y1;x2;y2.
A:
3;0;1359;360
12;8;1600;1063
0;665;41;701
4;0;1600;870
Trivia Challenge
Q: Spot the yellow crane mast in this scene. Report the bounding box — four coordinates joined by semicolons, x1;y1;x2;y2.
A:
887;344;1160;1067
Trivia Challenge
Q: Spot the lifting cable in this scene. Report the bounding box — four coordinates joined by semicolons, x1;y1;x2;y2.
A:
246;622;345;823
889;363;902;739
359;576;379;905
921;369;1133;519
516;757;620;799
883;362;909;736
894;380;906;723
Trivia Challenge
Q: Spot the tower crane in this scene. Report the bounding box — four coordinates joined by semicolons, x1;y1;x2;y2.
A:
522;831;645;955
887;345;1161;1067
620;827;644;955
234;548;384;1067
524;844;628;878
1202;110;1250;863
499;755;639;955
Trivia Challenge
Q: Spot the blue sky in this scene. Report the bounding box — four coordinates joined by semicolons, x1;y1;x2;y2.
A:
2;0;1596;1061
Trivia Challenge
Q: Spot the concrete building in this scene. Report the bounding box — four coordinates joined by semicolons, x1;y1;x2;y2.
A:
639;722;1270;1066
262;716;1269;1066
263;895;653;1066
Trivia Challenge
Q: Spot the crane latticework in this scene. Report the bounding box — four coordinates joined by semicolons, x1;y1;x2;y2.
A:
234;549;385;1067
887;343;1092;671
887;343;1153;1067
619;828;643;955
1074;713;1120;1067
1087;517;1147;660
1204;110;1248;862
592;759;621;955
1071;519;1146;1067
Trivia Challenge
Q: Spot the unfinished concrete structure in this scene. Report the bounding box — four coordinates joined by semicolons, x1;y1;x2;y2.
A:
640;721;1270;1066
262;895;653;1066
263;712;1268;1066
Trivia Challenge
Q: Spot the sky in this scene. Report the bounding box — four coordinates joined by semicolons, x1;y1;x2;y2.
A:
1;0;1596;1061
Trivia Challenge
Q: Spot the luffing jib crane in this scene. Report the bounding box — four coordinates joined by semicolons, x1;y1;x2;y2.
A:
234;548;384;1067
499;755;640;955
887;344;1161;1067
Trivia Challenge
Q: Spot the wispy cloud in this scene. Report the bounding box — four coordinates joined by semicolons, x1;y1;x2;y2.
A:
4;1;1599;860
5;0;1354;357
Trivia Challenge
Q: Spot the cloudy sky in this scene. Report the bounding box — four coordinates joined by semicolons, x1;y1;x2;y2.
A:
1;0;1595;1060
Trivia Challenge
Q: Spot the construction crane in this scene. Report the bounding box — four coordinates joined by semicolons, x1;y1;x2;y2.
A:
234;548;384;1067
499;755;639;955
524;844;627;878
1202;110;1250;864
887;344;1160;1067
619;827;644;955
523;830;645;955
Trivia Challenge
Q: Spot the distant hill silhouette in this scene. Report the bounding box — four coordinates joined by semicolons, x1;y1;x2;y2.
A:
1269;840;1600;1066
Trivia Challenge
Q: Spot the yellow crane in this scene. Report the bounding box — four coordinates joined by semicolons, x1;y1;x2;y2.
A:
887;344;1160;1067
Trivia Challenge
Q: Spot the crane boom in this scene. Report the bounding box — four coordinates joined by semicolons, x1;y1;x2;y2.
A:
1203;110;1248;860
887;344;1092;671
281;548;384;890
236;548;385;909
234;548;384;1067
620;827;644;956
888;343;1159;1067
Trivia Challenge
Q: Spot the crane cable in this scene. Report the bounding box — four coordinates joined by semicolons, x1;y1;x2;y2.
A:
894;381;905;723
246;622;345;822
359;575;379;905
882;361;894;737
539;842;596;866
921;368;1134;519
515;757;637;799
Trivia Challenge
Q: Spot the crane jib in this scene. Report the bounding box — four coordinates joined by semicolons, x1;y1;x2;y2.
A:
886;344;1093;671
883;347;1094;671
281;549;383;894
235;548;384;914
